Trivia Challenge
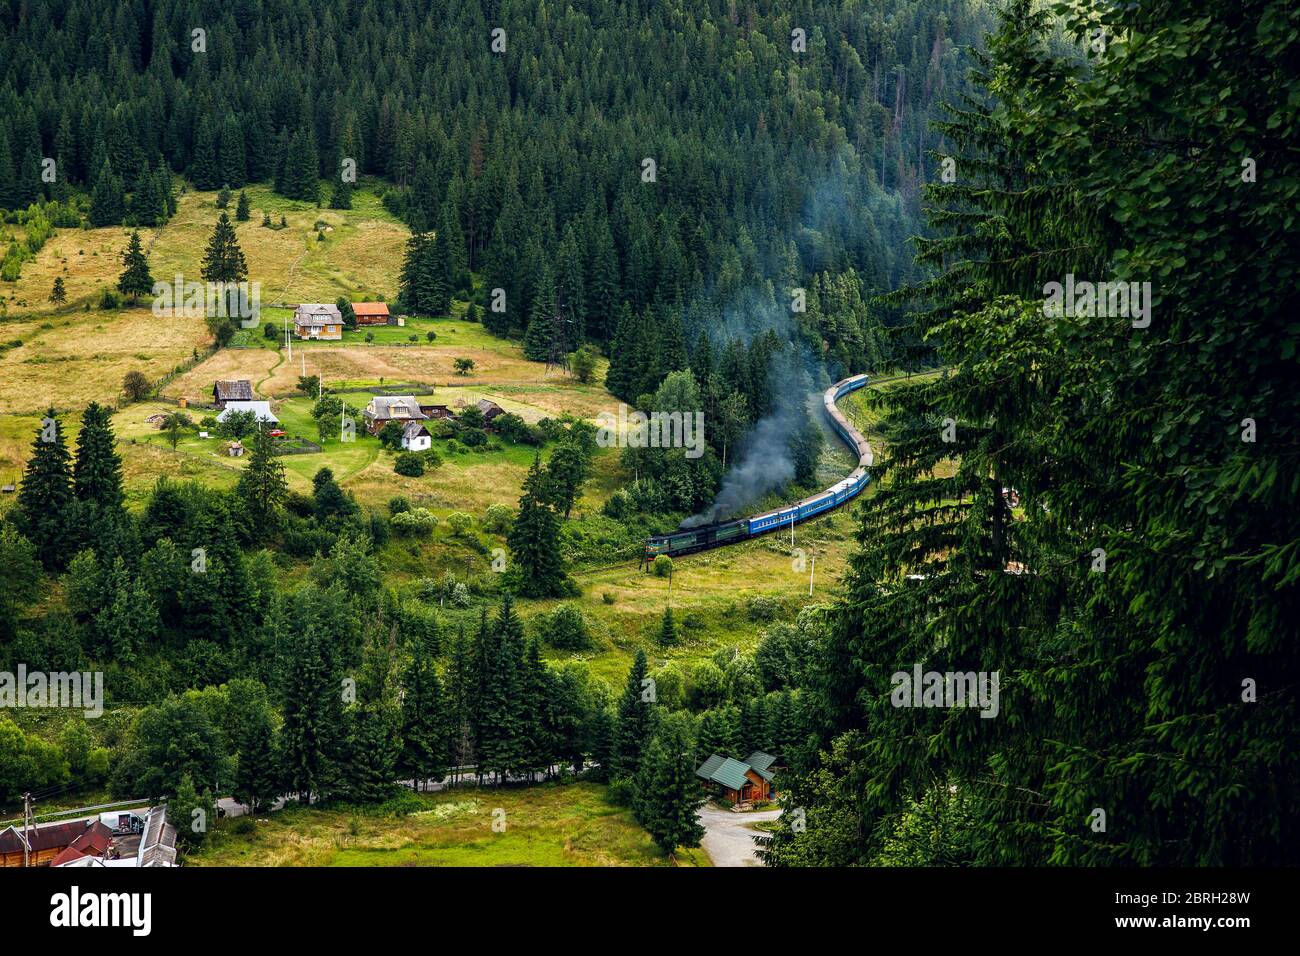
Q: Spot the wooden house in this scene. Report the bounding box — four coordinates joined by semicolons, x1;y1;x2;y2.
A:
695;751;779;807
213;379;254;408
362;395;426;435
352;302;392;326
476;398;505;426
0;819;114;868
401;422;432;451
294;303;344;340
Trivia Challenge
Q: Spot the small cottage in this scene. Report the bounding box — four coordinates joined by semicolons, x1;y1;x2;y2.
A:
401;421;432;451
695;751;779;807
213;379;254;408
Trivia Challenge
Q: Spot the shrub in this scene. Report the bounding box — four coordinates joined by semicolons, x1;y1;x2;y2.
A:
459;428;487;448
537;604;592;650
746;595;779;622
99;288;120;310
601;592;616;605
394;452;424;477
446;512;473;536
483;503;514;534
652;554;673;578
388;495;412;515
390;508;437;537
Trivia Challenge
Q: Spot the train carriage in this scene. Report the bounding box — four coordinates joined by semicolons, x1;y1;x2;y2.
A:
643;374;875;562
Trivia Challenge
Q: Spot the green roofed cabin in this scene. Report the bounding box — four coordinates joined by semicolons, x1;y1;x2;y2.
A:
695;751;779;807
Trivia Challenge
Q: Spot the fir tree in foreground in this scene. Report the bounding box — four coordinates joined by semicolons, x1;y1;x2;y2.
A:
609;649;655;781
634;717;706;858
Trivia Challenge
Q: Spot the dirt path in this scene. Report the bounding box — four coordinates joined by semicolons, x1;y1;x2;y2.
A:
698;804;781;867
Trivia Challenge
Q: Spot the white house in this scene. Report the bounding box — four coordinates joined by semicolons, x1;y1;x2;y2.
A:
401;421;432;451
216;400;279;425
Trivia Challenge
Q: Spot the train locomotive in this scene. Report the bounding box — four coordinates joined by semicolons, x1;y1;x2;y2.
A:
642;374;873;562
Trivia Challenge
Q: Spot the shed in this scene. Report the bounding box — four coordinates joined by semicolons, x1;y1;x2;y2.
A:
213;379;254;408
352;302;391;326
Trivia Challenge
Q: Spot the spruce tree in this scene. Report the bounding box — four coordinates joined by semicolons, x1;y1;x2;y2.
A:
117;230;154;303
88;159;124;226
235;191;250;221
657;606;677;646
236;426;288;537
610;649;655;780
397;647;450;790
506;455;567;598
199;212;248;285
233;708;280;814
74;402;124;510
50;277;66;305
16;408;75;569
634;719;706;857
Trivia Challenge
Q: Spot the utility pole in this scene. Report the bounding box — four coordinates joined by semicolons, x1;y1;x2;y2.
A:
285;315;292;362
809;552;816;596
22;792;32;868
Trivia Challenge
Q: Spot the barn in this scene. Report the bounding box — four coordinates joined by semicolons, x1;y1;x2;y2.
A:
0;819;114;867
213;379;254;408
352;302;391;326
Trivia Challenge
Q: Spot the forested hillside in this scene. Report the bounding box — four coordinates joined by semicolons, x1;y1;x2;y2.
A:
1;0;990;359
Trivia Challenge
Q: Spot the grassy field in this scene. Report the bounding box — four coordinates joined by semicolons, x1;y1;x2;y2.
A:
189;782;709;867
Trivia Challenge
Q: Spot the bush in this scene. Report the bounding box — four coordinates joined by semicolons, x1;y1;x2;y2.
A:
446;512;473;536
652;554;674;578
394;452;424;477
99;288;120;310
483;503;514;534
537;604;592;650
601;592;616;605
390;508;437;537
459;428;487;448
746;595;780;622
388;495;412;515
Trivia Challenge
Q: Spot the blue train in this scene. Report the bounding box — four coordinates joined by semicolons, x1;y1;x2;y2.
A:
643;374;873;561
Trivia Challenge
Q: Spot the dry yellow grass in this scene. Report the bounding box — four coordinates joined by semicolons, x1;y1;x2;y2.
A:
0;307;210;413
161;348;283;403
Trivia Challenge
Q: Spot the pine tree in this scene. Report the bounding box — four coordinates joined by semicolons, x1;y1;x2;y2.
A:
634;719;706;857
50;277;66;305
199;212;248;284
610;649;655;780
117;230;154;303
74;402;124;510
506;455;567;598
233;709;280;814
278;588;347;803
235;191;250;221
657;606;677;646
236;426;288;537
398;647;450;790
88;159;124;226
338;704;399;804
189;120;220;191
16;408;75;569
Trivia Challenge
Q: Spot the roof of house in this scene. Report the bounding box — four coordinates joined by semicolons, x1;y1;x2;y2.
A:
294;303;343;325
696;752;778;790
216;401;279;424
214;379;254;402
50;845;87;866
745;751;777;778
402;421;430;439
352;302;389;315
137;807;177;867
0;819;112;855
476;398;505;419
364;395;426;421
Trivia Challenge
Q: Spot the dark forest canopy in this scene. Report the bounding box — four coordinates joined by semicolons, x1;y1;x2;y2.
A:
0;0;992;364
